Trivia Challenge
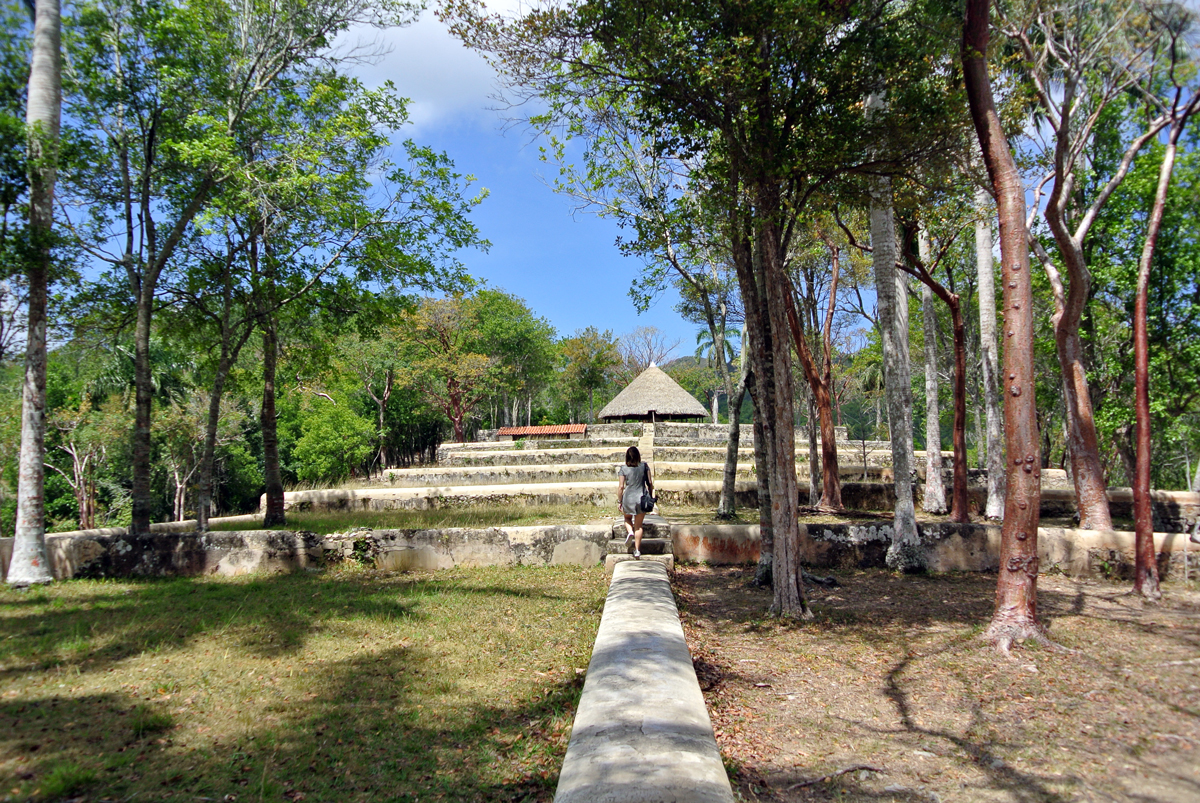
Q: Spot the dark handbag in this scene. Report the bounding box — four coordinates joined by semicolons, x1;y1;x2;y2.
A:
638;463;656;512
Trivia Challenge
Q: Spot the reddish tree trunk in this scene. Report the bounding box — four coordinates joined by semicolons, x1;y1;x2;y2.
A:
963;0;1044;649
1130;101;1195;598
785;289;842;510
948;299;970;522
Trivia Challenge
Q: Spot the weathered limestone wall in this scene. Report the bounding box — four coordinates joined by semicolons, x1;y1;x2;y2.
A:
0;524;615;582
671;521;1200;580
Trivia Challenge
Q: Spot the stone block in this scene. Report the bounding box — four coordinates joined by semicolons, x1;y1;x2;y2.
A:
376;546;443;572
672;524;760;564
556;560;732;803
551;539;603;566
604;553;673;576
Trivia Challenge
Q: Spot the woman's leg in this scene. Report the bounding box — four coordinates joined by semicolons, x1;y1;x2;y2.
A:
633;511;646;555
623;513;635;541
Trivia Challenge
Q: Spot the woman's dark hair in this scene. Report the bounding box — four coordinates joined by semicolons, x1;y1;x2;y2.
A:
625;446;641;467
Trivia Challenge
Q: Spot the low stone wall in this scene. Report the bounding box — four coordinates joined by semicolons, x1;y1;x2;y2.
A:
0;524;615;582
438;447;628;468
0;530;326;582
1039;488;1200;532
583;423;643;440
555;560;733;803
671;521;1199;579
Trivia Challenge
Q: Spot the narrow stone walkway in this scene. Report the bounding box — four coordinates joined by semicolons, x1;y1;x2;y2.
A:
555;560;734;802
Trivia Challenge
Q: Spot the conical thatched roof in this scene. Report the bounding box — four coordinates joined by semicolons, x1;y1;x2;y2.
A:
598;364;709;422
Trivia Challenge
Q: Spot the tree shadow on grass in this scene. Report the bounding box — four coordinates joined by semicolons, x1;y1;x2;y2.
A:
0;573;426;678
0;644;584;802
0;569;603;802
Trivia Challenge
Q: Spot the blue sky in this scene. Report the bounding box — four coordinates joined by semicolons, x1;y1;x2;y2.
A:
339;5;698;356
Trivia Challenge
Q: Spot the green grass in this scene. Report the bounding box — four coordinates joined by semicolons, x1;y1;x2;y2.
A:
207;503;767;533
0;564;607;802
209;504;611;534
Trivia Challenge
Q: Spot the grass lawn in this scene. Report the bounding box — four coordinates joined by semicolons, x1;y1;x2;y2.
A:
206;504;765;534
0;564;607;803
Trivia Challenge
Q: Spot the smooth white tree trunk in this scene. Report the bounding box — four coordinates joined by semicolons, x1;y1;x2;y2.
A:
920;229;947;514
975;184;1005;519
9;0;61;586
870;176;920;570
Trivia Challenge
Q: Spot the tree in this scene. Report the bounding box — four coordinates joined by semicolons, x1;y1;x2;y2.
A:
783;218;846;512
1130;5;1200;600
975;182;1005;519
918;228;948;515
9;0;60;586
401;295;500;443
870;174;921;568
559;326;620;424
63;0;418;537
897;218;971;523
963;0;1046;651
471;289;557;427
617;325;679;382
1005;0;1187;531
448;0;965;616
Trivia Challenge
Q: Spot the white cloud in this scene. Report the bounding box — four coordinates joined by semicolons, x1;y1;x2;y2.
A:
334;2;529;132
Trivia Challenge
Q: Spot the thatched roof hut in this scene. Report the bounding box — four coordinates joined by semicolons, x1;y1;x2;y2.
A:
598;364;709;422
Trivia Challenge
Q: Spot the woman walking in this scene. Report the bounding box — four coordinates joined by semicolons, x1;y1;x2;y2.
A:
617;446;654;558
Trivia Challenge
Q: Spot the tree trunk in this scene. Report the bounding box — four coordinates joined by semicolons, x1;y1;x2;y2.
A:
195;348;235;531
964;0;1044;649
922;277;947;514
976;184;1005;519
1131;109;1191;599
947;298;971;522
784;274;843;511
130;287;155;537
870;177;920;570
717;332;749;519
756;202;808;618
749;369;773;587
172;465;185;522
807;390;820;505
1053;299;1112;530
9;0;61;586
261;319;286;527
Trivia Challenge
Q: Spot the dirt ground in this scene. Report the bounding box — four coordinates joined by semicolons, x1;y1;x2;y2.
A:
674;566;1200;803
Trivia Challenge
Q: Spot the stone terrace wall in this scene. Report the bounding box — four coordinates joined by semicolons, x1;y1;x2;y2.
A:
0;525;614;583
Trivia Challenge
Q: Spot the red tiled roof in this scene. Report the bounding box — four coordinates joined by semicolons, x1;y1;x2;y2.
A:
497;425;587;437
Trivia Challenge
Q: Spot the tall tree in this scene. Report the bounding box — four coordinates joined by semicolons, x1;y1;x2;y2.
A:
63;0;417;537
448;0;964;616
8;0;60;586
963;0;1045;651
919;228;948;515
402;295;500;443
870;176;921;569
975;182;1005;519
559;326;620;424
1131;5;1200;600
1005;0;1186;530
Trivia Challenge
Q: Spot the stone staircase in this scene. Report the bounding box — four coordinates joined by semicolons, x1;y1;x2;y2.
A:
265;422;953;514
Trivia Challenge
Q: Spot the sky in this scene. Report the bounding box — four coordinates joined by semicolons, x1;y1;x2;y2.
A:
337;5;698;358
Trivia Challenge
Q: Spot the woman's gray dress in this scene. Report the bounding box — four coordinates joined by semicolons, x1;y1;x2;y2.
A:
618;463;649;515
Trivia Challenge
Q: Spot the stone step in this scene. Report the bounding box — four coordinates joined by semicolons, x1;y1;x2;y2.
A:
605;538;671;555
611;514;672;538
438;447;630;467
602;552;675;576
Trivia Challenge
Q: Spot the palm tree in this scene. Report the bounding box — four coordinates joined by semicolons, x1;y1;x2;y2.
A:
695;327;738;422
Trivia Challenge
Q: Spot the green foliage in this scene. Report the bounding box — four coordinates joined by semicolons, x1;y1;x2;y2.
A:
291;399;374;484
